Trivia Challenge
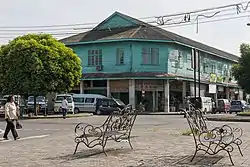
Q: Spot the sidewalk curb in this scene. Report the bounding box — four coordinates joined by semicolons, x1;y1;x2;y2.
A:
206;116;250;122
138;112;184;116
18;113;93;120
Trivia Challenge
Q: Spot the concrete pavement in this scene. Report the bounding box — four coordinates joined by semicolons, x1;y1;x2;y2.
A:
0;115;250;166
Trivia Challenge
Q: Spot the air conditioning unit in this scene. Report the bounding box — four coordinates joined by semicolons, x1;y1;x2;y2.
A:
96;65;103;71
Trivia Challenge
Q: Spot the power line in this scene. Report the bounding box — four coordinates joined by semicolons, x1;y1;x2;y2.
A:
0;1;249;30
165;14;250;28
0;1;250;40
0;7;246;33
1;8;249;36
0;13;249;40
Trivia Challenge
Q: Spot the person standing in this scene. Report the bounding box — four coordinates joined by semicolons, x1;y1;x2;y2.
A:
3;95;20;140
61;96;68;119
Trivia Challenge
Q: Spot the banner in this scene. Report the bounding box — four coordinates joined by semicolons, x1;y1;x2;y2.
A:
209;73;217;83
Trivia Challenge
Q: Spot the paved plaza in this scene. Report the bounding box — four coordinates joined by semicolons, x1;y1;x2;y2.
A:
0;115;250;167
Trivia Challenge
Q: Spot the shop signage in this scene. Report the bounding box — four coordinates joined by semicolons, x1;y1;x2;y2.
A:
209;84;217;94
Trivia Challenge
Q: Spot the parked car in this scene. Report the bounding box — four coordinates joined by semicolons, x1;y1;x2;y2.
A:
73;94;106;113
3;95;21;106
186;96;213;113
216;99;231;113
0;98;7;116
95;98;126;115
53;94;74;114
229;100;250;114
27;96;48;113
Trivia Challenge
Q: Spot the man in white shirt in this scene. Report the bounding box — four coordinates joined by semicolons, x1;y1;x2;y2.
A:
3;95;19;140
61;96;68;119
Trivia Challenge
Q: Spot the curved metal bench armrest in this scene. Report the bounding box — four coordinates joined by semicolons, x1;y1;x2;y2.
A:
75;123;104;137
198;127;223;143
213;124;243;140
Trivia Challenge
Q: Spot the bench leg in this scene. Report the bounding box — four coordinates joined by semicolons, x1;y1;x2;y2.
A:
190;149;197;162
227;151;234;166
237;145;243;157
128;137;133;149
102;137;108;156
73;143;80;155
102;146;107;156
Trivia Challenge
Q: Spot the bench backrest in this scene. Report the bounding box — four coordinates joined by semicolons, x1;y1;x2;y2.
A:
103;104;138;134
184;103;208;141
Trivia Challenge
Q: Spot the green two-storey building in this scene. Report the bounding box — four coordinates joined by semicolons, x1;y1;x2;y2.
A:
61;12;241;112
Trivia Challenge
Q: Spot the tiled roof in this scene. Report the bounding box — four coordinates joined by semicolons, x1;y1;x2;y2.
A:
60;12;239;62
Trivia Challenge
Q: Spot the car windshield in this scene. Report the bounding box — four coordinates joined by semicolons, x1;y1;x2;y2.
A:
56;96;72;103
115;99;125;105
231;101;241;105
0;99;6;105
28;96;45;102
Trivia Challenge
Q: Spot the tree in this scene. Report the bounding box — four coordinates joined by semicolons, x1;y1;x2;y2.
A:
232;43;250;93
0;34;82;114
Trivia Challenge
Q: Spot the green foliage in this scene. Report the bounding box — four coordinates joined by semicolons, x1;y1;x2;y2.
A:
237;111;250;116
232;43;250;93
0;34;82;95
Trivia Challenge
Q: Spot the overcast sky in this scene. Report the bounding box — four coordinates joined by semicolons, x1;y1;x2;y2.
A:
0;0;250;56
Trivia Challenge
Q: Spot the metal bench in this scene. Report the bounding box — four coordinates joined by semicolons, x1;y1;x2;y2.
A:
184;103;243;166
73;105;138;155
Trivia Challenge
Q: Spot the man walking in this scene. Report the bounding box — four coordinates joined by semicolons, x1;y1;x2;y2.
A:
61;96;68;119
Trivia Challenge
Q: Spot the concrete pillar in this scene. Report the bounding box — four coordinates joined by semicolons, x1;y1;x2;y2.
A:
155;91;159;111
152;91;156;112
129;79;135;109
214;88;218;108
182;81;187;102
80;80;84;94
239;89;244;100
164;80;170;112
226;87;230;99
107;80;110;97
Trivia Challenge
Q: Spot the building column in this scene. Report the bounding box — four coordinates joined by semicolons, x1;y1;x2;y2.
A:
129;79;135;109
80;80;84;94
164;80;170;112
182;81;187;102
239;89;244;100
226;87;230;99
107;80;111;97
155;91;159;111
152;91;156;112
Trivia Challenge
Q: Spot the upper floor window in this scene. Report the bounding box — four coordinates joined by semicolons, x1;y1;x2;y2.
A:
170;50;183;69
142;48;159;65
202;58;210;73
210;63;216;73
116;48;124;65
88;49;102;66
217;62;223;75
187;53;193;70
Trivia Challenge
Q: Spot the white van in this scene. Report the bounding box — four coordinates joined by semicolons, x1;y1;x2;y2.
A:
53;94;74;114
187;96;213;113
3;95;21;106
73;94;106;113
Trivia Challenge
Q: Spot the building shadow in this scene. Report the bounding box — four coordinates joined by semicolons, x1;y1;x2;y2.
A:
129;155;224;167
44;147;134;163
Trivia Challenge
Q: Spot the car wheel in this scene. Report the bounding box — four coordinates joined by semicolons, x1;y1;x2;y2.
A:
96;110;102;115
74;108;80;114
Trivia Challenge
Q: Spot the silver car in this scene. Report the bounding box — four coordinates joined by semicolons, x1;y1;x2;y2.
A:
0;99;6;116
229;100;250;113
